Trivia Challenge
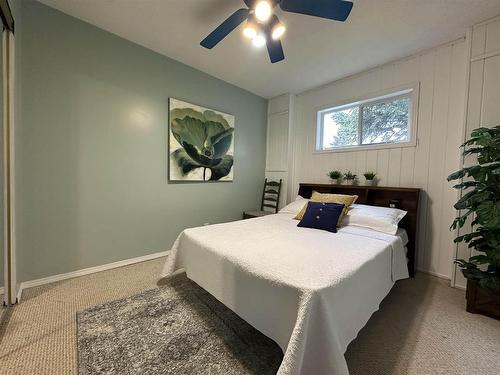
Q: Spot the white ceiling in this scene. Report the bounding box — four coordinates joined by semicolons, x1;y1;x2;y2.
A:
37;0;500;98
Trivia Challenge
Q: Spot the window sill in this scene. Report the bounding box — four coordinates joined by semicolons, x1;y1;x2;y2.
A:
313;140;417;154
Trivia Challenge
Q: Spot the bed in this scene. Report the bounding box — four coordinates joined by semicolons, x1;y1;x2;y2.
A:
161;184;420;375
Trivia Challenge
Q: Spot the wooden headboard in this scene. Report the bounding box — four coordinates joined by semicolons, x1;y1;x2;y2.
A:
298;183;420;277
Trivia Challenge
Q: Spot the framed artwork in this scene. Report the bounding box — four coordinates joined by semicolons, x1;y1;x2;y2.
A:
169;98;234;181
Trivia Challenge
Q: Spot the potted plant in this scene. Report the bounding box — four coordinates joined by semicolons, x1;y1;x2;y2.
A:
448;126;500;320
363;172;377;186
327;170;342;184
343;171;357;185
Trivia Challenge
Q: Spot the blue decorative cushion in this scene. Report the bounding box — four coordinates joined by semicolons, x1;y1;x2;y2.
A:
297;202;345;233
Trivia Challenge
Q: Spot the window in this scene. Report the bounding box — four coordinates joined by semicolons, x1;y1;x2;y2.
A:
316;88;416;151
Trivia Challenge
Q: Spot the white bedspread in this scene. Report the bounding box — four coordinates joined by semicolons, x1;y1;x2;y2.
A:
161;213;409;375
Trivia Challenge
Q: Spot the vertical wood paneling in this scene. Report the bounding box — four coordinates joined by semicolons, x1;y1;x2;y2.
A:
425;45;453;274
266;113;289;171
344;152;356;175
466;61;485;140
485;19;500;53
389;55;419;189
439;42;467;281
456;53;485;286
278;40;469;282
266;95;292;208
365;150;378;174
388;148;402;186
400;147;415;186
355;151;367;180
376;149;390;184
413;50;436;270
481;55;500;125
470;24;486;59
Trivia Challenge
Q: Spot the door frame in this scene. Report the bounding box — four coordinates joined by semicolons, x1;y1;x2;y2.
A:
1;0;15;306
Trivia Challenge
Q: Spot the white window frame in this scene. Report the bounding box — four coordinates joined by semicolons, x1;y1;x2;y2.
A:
314;83;420;153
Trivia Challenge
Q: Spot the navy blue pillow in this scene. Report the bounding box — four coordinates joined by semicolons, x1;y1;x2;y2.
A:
297;202;345;233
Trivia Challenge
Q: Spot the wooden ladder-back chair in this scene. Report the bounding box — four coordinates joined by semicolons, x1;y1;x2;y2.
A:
261;179;282;213
243;179;282;219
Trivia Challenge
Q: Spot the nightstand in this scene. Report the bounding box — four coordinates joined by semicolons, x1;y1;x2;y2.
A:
243;210;274;219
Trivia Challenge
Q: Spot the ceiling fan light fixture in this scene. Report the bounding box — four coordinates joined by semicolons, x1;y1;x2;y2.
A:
271;23;286;40
252;33;267;48
243;22;257;39
254;1;272;22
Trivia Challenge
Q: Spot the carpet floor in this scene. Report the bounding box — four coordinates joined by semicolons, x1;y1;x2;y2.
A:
77;273;282;374
0;257;499;374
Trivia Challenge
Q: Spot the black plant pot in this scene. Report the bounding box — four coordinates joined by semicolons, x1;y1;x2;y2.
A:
465;279;500;320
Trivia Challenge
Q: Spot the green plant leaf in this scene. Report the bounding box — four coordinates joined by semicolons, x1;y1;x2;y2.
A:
452;127;500;291
344;171;356;180
452;181;477;189
450;210;473;230
470;254;489;264
328;170;342;179
480;277;500;292
454;231;482;243
476;201;500;228
453;188;487;209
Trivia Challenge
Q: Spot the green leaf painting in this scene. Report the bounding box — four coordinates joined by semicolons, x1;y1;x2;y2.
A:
169;98;234;181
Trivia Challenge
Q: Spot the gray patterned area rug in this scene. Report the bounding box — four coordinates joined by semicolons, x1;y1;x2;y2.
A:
77;273;283;374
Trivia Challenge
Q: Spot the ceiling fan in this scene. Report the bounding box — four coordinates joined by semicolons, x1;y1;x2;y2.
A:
200;0;354;63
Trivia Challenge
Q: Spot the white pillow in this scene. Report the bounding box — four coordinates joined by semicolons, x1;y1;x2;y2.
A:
279;195;308;215
342;204;407;235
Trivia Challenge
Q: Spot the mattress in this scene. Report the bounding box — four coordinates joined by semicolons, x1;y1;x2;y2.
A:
161;213;409;374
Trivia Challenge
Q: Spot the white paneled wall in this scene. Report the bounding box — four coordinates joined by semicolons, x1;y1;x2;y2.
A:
266;94;293;209
455;16;500;288
267;39;469;281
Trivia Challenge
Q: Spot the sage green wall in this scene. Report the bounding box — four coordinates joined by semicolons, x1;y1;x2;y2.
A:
15;1;267;282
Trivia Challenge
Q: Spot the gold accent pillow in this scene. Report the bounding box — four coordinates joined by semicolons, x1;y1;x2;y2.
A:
294;192;358;221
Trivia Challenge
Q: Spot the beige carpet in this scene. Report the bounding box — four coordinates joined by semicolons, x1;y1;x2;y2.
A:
0;258;499;375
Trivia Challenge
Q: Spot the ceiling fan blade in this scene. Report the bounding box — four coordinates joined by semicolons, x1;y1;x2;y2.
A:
279;0;353;22
242;0;255;7
200;8;250;49
266;37;285;63
264;16;285;63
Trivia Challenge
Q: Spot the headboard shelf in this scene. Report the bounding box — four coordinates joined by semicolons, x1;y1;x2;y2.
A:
298;183;420;277
298;183;420;193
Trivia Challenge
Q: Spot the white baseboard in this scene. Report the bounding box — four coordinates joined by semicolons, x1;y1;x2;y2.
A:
17;250;169;303
416;268;451;281
416;269;468;291
0;286;4;295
